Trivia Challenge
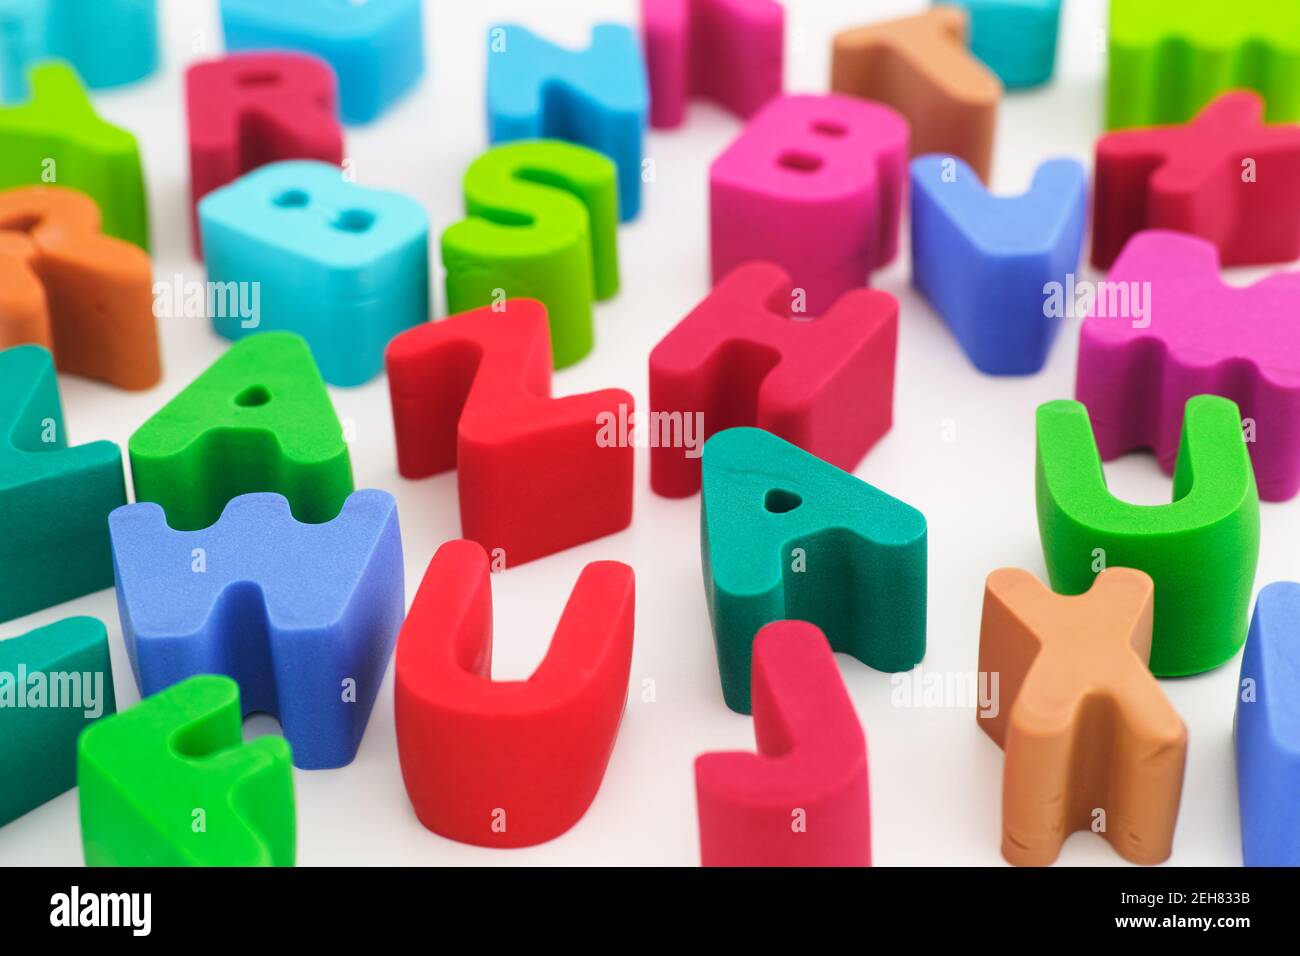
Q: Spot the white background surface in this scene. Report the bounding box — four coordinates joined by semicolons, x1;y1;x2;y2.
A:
2;0;1293;867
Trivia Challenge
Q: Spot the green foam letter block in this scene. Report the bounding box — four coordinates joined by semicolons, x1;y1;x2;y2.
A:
442;139;619;369
1036;395;1259;676
0;345;126;623
78;674;294;866
701;427;927;713
128;332;354;531
0;61;149;249
1108;0;1300;129
0;617;115;826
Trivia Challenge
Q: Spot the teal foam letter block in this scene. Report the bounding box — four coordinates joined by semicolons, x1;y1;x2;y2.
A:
935;0;1061;89
0;345;126;623
0;616;116;825
701;427;927;713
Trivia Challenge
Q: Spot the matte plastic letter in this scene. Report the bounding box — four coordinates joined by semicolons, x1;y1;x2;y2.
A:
640;0;783;129
1077;229;1300;501
0;0;157;102
220;0;423;124
186;52;344;255
1107;0;1300;130
696;620;870;867
395;539;634;847
0;185;159;389
0;617;115;826
701;427;926;713
387;299;633;567
933;0;1061;89
487;24;647;221
710;94;908;314
650;261;897;497
78;674;294;866
0;345;125;623
199;160;429;386
910;154;1085;374
109;490;403;770
1036;396;1259;676
0;62;148;248
832;7;1000;182
128;332;354;532
978;567;1187;866
443;141;619;370
1235;582;1300;867
1091;92;1300;271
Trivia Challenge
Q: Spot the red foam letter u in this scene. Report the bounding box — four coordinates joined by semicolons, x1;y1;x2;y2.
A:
395;539;635;847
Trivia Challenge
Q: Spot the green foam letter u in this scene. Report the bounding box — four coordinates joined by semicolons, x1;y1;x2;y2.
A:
1036;395;1259;676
